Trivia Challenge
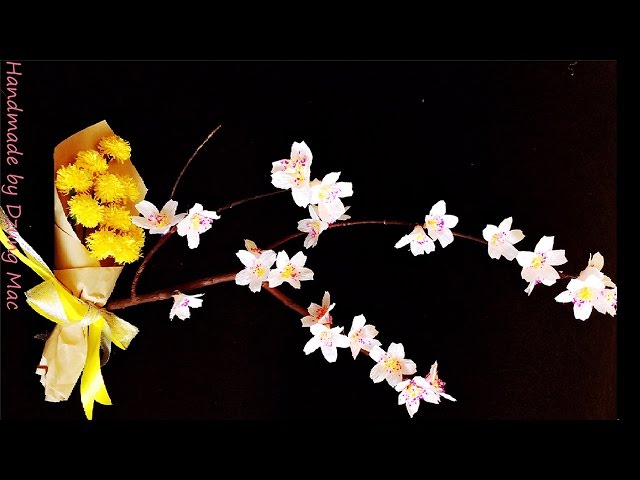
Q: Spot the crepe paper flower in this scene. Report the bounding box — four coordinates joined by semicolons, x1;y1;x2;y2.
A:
422;361;456;404
97;135;131;163
170;292;204;321
235;248;277;293
267;251;314;289
297;205;329;249
67;194;104;228
132;200;188;235
482;216;525;261
310;172;354;224
102;204;134;231
75;149;108;175
395;376;432;418
555;275;609;321
85;226;145;264
347;314;381;359
93;173;125;203
303;323;350;363
516;236;567;293
578;252;616;288
301;291;335;327
271;141;313;207
55;164;94;195
394;225;436;256
177;203;221;249
369;343;417;387
423;200;459;248
244;239;264;257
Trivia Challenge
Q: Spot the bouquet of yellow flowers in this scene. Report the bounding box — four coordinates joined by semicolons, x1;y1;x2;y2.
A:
0;120;146;419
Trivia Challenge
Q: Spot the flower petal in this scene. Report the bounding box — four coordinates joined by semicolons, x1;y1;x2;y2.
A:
304;336;321;355
535;236;554;253
498;217;513;231
430;200;446;216
135;200;159;218
236;250;256;267
387;342;405;359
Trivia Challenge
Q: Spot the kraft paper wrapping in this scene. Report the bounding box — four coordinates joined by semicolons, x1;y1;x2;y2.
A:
36;120;147;403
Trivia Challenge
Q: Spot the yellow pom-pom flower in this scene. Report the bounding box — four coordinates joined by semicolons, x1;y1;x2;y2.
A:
121;175;142;203
94;173;126;203
97;135;131;163
75;149;108;175
86;229;118;261
67;194;104;228
112;226;145;264
55;164;93;195
101;204;133;231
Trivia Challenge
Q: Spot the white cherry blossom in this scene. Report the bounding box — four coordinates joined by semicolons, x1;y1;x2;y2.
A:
235;248;277;293
310;172;353;223
131;199;187;235
482;216;525;261
423;200;459;248
303;323;350;363
395;225;436;256
169;292;204;321
555;275;609;321
297;205;329;249
347;314;381;359
423;361;456;404
301;291;335;327
267;251;314;289
516;236;567;294
176;203;221;249
369;342;417;387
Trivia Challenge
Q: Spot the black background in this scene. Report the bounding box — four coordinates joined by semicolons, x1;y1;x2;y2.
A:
0;61;617;421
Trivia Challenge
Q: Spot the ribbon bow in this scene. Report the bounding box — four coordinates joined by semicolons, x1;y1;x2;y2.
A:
0;207;138;419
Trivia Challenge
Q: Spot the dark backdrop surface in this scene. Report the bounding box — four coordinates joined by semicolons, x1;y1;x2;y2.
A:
1;61;616;421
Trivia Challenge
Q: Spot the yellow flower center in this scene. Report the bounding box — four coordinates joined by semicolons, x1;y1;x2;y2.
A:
577;287;593;301
281;264;296;279
384;357;402;372
155;214;169;227
255;266;265;277
530;255;544;269
406;383;422;399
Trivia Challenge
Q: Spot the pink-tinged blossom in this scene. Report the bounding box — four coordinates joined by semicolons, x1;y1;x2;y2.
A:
369;342;417;387
303;323;350;363
423;200;459;248
235;248;277;293
301;291;335;327
395;376;432;418
176;203;221;249
297;205;329;249
310;172;354;223
347;314;381;359
132;199;187;235
555;275;609;321
395;225;436;256
267;251;314;289
423;361;456;404
516;236;567;294
169;292;204;321
271;141;313;207
482;216;525;261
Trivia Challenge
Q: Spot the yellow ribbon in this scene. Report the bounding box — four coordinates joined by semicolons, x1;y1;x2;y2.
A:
0;207;138;419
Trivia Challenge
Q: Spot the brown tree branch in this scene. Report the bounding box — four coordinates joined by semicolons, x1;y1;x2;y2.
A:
263;286;308;317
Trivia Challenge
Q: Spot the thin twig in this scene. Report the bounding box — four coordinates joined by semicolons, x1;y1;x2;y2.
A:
170;125;222;200
263;286;308;317
217;190;286;214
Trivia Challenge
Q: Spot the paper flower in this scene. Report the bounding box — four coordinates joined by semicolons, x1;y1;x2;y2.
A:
554;275;609;321
423;361;456;404
297;205;330;249
132;199;187;235
395;376;432;418
55;164;94;194
301;291;335;327
394;225;436;256
97;134;131;163
170;292;204;320
482;217;525;261
303;323;350;363
423;200;459;248
235;248;277;293
369;342;417;387
67;194;104;228
310;172;354;223
94;173;139;203
271;141;313;207
75;149;108;175
176;203;221;249
267;251;314;289
347;314;381;359
516;236;567;294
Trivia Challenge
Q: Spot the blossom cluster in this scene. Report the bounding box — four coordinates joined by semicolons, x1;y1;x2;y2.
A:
301;291;456;418
271;141;354;248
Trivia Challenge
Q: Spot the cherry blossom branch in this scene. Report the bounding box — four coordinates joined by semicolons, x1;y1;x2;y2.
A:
170;125;222;199
267;220;488;250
